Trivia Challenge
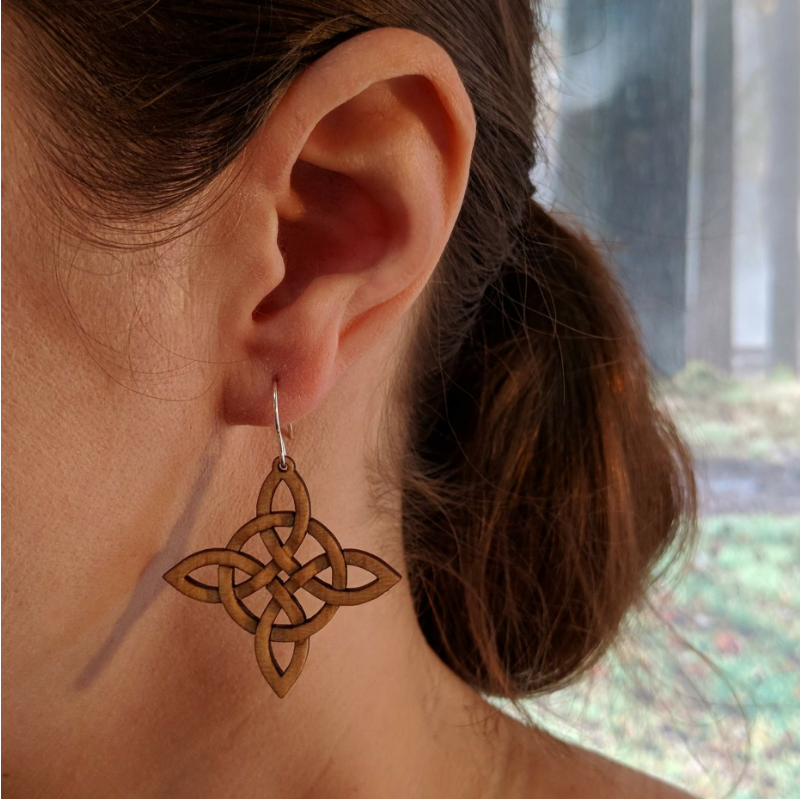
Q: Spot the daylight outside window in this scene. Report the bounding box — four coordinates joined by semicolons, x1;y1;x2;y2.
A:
522;2;800;797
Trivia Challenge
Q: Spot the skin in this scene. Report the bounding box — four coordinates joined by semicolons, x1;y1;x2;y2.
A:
2;22;696;799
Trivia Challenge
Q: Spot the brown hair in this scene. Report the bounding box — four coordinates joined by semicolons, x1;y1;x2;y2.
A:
6;0;696;701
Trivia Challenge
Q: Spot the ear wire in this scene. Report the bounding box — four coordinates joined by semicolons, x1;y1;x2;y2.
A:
272;380;288;470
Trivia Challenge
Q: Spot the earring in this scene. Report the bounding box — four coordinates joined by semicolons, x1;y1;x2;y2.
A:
163;381;402;697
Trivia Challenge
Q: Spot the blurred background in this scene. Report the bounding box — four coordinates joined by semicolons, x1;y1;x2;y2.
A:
520;1;800;797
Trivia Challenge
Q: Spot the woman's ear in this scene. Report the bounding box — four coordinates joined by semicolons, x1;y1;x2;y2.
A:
215;26;476;426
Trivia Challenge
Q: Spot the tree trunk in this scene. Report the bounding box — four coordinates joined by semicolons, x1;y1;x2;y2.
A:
765;0;800;373
690;0;734;372
555;0;693;376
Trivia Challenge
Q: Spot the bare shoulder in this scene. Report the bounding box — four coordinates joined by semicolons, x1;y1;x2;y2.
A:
502;720;699;799
556;741;699;799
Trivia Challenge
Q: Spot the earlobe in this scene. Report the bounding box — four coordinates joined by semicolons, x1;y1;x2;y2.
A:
219;27;476;427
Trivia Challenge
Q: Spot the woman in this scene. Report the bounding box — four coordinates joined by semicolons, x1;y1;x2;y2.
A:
2;1;698;796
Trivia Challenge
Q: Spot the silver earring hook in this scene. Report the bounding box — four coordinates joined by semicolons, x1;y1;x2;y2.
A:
273;380;288;470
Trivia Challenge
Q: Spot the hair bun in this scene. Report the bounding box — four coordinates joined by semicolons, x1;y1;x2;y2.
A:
402;197;697;698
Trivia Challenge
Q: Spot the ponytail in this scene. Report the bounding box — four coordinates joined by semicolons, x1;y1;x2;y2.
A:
402;196;697;698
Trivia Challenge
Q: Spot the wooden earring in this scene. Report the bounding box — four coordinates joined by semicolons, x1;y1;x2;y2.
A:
163;382;402;698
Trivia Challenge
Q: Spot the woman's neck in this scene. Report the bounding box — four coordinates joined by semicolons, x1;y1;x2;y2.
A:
53;507;523;799
40;363;529;798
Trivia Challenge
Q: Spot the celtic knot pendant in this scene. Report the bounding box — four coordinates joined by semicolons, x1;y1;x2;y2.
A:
163;456;402;697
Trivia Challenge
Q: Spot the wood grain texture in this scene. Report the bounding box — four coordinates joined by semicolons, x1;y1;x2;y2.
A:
163;455;402;697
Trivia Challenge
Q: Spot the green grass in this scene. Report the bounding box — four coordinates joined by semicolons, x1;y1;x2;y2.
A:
526;513;800;798
658;364;800;465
